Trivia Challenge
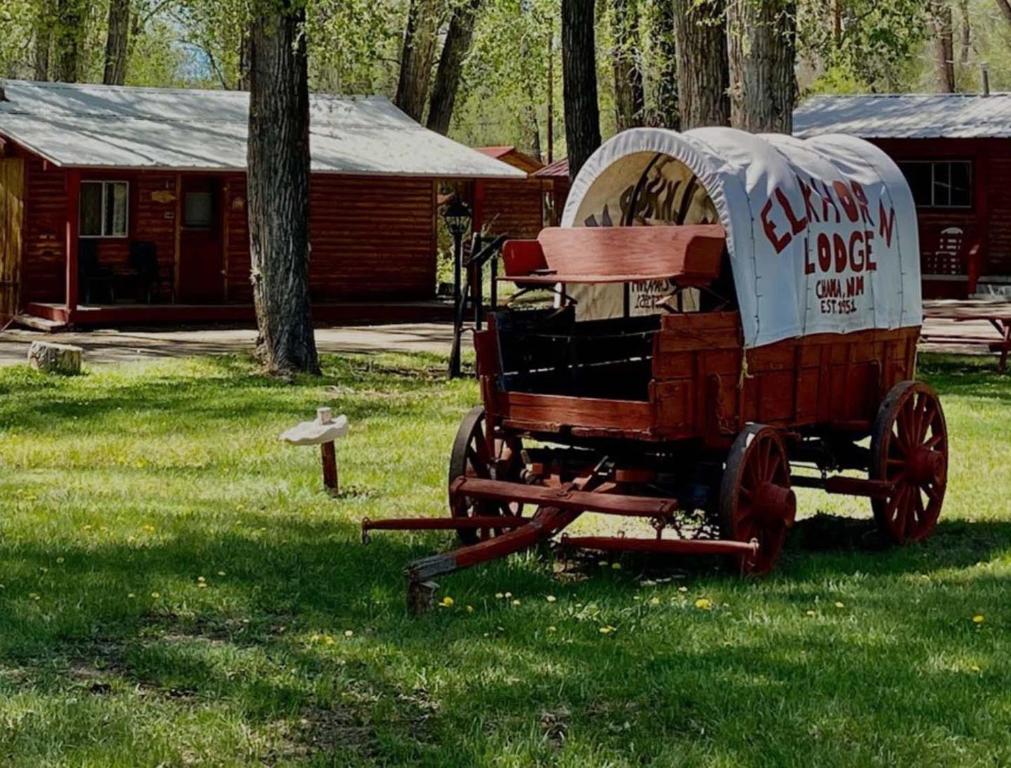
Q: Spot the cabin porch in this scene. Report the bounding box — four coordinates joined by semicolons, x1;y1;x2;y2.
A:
19;299;452;331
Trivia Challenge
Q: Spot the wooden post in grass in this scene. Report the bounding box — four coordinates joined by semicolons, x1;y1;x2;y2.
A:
317;407;339;494
280;407;349;496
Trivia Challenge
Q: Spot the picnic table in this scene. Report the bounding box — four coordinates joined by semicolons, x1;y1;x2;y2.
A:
922;299;1011;372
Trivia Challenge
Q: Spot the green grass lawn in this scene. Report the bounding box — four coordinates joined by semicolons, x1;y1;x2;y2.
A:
0;352;1009;767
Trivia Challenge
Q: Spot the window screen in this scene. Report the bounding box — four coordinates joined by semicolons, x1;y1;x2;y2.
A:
80;181;129;237
898;161;972;208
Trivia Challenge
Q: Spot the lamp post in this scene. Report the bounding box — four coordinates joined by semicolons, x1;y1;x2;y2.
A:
444;198;472;378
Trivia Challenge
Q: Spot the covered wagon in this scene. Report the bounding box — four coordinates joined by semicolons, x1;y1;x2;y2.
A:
364;127;949;596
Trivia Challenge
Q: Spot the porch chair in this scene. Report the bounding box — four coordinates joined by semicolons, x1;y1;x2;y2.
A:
78;240;116;304
129;241;171;304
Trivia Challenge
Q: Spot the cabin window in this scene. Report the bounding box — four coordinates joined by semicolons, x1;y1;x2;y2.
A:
80;181;129;238
898;160;972;209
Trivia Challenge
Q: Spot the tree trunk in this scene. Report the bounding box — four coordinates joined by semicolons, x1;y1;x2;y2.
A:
959;0;971;64
930;0;956;92
646;0;678;128
561;0;601;179
996;0;1011;24
103;0;131;85
395;0;442;121
54;0;84;82
34;27;51;81
610;0;645;131
426;0;481;135
237;32;252;90
726;0;797;133
247;0;320;376
673;0;730;129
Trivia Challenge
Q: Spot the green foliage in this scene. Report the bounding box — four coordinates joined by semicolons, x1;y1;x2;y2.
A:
797;0;930;94
0;0;36;77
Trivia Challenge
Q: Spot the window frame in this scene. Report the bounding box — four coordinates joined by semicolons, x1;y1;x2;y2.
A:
79;180;130;239
898;159;973;210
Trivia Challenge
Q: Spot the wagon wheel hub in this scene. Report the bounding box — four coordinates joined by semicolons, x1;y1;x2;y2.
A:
752;481;797;526
907;447;945;487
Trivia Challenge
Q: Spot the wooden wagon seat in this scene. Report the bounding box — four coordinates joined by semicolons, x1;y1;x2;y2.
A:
500;225;726;287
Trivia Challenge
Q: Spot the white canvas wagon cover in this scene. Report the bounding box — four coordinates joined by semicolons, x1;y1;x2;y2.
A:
562;127;922;349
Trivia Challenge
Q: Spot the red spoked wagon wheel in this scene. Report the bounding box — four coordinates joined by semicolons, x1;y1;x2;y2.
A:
870;381;948;544
448;406;526;544
720;424;797;575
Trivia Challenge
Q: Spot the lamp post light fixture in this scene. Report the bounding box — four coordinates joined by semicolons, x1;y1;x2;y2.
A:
444;198;472;378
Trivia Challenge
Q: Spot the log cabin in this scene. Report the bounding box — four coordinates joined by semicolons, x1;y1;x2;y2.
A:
0;80;524;329
795;92;1011;299
472;146;549;239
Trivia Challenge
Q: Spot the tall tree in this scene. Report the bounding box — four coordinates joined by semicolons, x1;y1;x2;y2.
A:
929;0;956;92
53;0;85;82
646;0;678;128
427;0;482;135
34;30;51;80
395;0;442;120
996;0;1011;23
247;0;320;375
726;0;797;132
610;0;645;131
103;0;131;85
561;0;601;178
673;0;730;128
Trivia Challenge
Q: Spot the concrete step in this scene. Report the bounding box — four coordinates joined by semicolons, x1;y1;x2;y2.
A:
13;313;67;333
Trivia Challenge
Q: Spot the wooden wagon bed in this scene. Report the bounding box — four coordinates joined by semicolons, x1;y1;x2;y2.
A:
477;308;918;448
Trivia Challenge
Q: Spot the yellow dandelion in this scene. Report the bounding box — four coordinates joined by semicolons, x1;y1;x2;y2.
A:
834;601;845;609
56;557;65;564
546;595;557;603
127;593;135;598
611;562;621;570
678;586;689;593
599;625;616;635
151;592;160;599
439;596;455;608
806;610;816;617
597;560;608;568
547;626;557;632
504;592;513;599
970;664;981;672
694;598;713;611
649;597;661;606
217;571;226;577
466;605;474;613
972;614;985;624
197;583;208;589
495;592;504;599
344;630;354;638
511;599;521;606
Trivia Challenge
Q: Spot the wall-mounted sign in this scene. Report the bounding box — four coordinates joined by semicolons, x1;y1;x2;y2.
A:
151;190;176;204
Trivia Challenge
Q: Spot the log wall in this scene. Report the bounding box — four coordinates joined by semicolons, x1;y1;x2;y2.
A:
13;144;439;307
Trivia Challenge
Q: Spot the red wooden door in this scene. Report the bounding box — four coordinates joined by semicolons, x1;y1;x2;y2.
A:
177;177;224;303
